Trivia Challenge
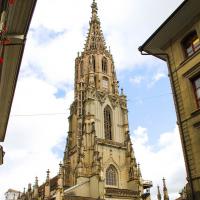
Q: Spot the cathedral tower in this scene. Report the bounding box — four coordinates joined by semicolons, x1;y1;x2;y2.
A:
63;1;151;199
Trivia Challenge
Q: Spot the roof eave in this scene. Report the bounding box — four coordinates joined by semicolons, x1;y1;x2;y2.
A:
139;0;188;59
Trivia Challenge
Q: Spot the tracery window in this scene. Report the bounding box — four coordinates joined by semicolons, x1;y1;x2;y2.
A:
104;105;112;140
106;165;117;186
182;31;200;57
102;57;107;73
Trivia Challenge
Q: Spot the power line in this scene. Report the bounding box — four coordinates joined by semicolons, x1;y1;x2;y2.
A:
9;92;173;117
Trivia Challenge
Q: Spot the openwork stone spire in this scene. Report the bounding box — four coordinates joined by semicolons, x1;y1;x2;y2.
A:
84;0;107;52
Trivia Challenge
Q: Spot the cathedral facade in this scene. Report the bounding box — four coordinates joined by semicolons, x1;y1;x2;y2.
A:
16;1;152;200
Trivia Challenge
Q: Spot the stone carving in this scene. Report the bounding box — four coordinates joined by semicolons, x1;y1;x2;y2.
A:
129;167;135;180
108;95;119;108
96;91;106;104
105;188;139;197
96;138;125;148
119;98;127;110
86;87;96;100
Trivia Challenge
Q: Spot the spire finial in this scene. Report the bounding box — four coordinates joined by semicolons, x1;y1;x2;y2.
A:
91;0;99;22
162;177;167;190
59;161;63;175
35;176;38;187
157;185;161;200
46;169;50;182
92;0;97;13
162;177;169;200
84;0;107;52
121;88;124;95
28;183;32;191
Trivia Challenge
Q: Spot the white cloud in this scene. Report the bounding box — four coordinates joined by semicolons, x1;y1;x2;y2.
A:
147;72;167;88
154;73;166;82
133;126;148;144
132;126;187;199
130;76;144;85
0;76;74;199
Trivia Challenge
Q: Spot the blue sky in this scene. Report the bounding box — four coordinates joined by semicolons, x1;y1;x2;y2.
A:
0;0;186;199
120;65;176;144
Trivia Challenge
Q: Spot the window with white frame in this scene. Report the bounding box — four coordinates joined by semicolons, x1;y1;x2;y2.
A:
193;75;200;108
182;31;200;57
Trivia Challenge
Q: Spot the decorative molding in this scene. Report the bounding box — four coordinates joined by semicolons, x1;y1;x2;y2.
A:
193;121;200;129
108;95;119;108
183;61;200;78
96;91;106;104
68;146;77;156
96;138;125;149
85;87;96;100
105;187;139;197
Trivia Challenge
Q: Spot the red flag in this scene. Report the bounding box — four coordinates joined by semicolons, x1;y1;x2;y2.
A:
8;0;15;5
0;57;3;64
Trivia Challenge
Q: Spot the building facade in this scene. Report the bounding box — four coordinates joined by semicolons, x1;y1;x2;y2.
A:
15;1;152;200
0;0;37;165
139;0;200;199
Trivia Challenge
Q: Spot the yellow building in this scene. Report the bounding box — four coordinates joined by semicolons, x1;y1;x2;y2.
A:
139;0;200;199
0;0;37;165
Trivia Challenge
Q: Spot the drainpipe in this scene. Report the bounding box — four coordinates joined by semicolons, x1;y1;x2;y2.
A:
138;47;195;200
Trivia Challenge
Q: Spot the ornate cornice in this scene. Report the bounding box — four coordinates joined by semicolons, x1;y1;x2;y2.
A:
96;138;126;149
105;187;139;197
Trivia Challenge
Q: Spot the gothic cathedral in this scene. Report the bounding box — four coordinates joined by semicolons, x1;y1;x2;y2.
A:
16;1;152;200
62;1;151;199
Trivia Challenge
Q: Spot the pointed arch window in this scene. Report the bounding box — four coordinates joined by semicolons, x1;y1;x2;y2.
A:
104;105;112;140
102;57;107;73
106;165;117;186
